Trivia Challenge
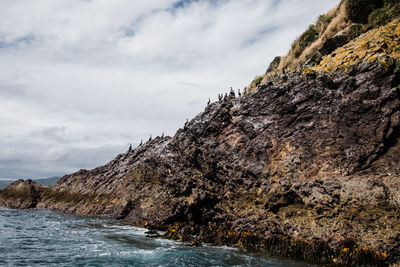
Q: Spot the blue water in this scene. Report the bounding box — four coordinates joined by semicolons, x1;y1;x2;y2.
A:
0;208;316;266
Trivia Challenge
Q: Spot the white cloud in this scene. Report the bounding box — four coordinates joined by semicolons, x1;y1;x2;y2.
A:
0;0;340;179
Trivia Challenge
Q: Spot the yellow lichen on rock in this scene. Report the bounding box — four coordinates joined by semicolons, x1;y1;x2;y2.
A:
310;18;400;73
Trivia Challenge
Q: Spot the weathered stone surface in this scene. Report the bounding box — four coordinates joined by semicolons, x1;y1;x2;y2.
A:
1;58;399;265
0;179;43;209
2;20;400;265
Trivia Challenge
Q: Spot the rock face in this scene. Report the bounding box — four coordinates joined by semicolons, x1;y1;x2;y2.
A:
312;19;400;74
2;57;399;265
1;23;400;267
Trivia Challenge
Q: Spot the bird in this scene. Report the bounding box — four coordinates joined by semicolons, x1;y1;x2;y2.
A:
230;87;235;97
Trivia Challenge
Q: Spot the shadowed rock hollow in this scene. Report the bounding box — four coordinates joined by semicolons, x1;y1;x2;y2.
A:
1;17;400;267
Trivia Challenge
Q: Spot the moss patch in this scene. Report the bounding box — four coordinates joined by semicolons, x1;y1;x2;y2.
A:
310;18;400;73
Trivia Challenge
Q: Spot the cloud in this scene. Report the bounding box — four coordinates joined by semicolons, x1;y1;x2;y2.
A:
30;126;68;144
0;0;340;179
0;142;125;179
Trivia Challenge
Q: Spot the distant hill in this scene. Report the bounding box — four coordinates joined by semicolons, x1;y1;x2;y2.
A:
0;177;60;190
34;177;60;186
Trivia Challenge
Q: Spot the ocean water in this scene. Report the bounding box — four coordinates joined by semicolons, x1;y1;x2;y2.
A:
0;208;316;267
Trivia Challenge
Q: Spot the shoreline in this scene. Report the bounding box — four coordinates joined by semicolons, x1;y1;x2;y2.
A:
1;38;400;266
0;207;322;266
0;202;390;266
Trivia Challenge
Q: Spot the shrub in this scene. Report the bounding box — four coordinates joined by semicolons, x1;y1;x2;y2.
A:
368;3;400;28
348;23;365;39
304;47;318;62
384;0;398;8
299;25;319;46
246;75;264;92
316;14;334;32
368;8;391;27
390;3;400;17
250;75;263;88
345;0;381;23
291;25;319;58
266;56;281;73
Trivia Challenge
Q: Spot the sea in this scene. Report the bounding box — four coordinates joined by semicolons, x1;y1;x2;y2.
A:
0;207;317;266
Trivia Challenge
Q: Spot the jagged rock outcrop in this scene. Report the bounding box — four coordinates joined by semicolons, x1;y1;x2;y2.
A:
1;17;400;267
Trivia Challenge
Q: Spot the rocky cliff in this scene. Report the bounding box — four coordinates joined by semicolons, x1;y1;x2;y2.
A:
1;14;400;267
247;0;400;92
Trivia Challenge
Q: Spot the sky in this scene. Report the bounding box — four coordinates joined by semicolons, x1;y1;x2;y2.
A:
0;0;339;180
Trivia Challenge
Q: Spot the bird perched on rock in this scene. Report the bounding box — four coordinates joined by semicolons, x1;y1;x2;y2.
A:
230;87;235;97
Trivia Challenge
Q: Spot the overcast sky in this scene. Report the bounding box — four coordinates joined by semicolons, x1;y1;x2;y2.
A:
0;0;339;180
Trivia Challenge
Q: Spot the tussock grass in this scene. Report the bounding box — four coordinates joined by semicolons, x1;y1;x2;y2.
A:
248;0;400;92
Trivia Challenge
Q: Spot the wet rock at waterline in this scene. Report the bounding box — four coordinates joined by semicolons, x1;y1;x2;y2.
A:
2;55;400;266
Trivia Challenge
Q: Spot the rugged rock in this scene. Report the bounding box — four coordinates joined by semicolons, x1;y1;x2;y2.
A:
1;15;400;267
312;18;400;74
0;179;43;209
305;27;354;67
